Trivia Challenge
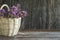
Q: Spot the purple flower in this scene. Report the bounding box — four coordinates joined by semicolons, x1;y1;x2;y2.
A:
10;6;18;16
0;9;6;16
21;11;27;17
16;11;27;18
0;9;6;13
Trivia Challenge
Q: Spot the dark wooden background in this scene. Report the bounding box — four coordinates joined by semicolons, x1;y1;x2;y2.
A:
0;0;60;31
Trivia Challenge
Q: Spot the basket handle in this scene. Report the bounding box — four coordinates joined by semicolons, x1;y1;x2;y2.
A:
0;4;10;11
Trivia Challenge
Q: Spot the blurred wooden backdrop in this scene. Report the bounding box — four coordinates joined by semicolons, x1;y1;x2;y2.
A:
0;0;60;31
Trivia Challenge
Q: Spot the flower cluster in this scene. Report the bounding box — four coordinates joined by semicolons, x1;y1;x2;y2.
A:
0;4;27;18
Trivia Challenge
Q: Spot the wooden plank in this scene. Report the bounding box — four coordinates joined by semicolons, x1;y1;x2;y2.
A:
0;32;60;40
19;29;60;32
17;32;60;38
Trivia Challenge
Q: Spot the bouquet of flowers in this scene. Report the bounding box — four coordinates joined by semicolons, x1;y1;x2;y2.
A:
0;4;27;18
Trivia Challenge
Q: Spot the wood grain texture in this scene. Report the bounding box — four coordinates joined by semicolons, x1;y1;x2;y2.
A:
0;0;60;30
0;32;60;40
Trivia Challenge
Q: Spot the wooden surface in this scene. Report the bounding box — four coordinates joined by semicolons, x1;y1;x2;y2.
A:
0;32;60;40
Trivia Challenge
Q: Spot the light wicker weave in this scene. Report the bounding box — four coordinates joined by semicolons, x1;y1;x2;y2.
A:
0;4;21;36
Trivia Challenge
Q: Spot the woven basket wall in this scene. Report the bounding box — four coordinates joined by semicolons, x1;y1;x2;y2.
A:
0;17;21;36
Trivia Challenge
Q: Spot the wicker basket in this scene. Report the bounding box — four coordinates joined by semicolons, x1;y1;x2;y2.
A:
0;4;21;36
